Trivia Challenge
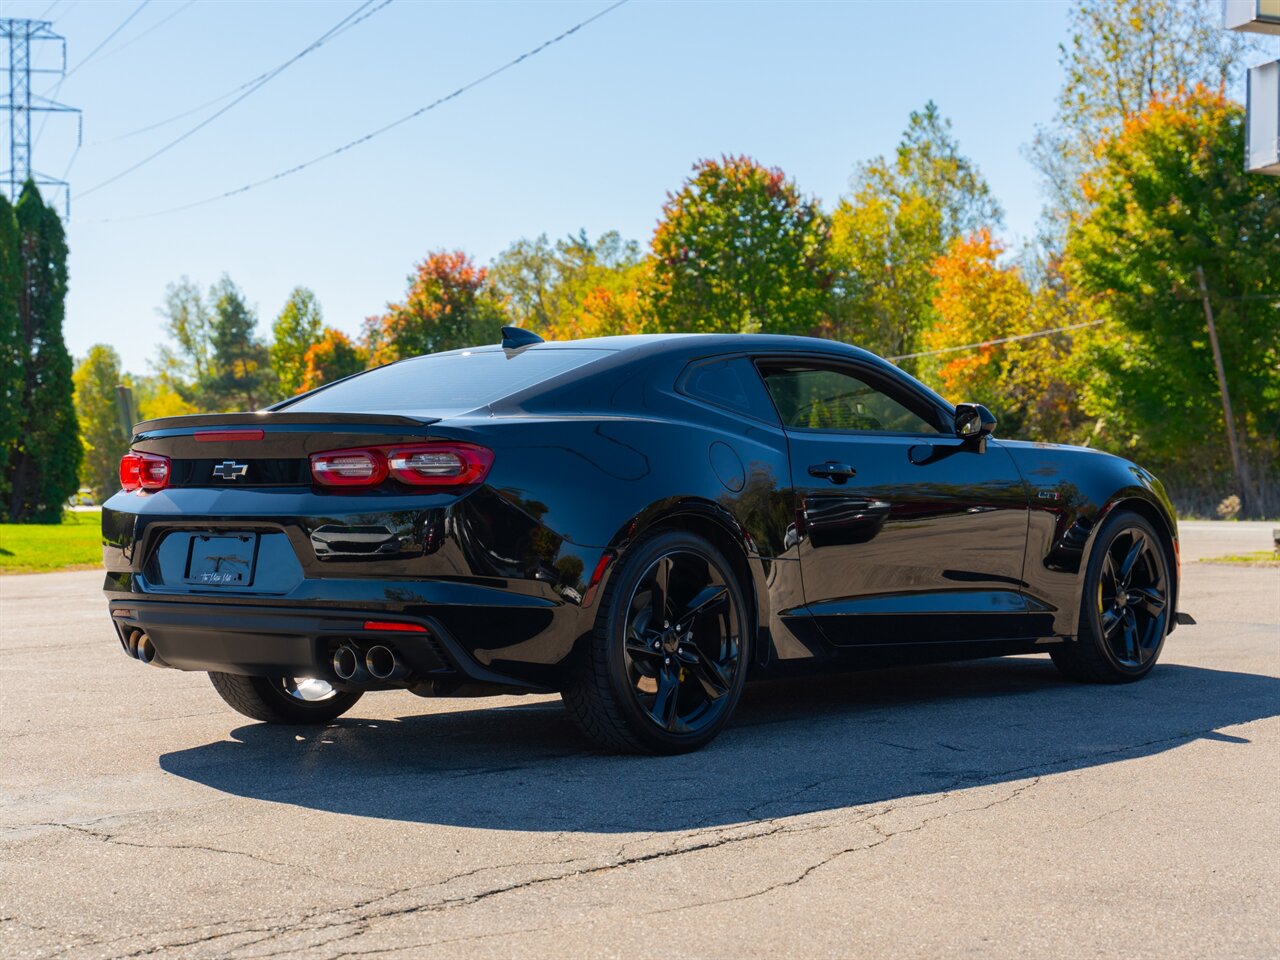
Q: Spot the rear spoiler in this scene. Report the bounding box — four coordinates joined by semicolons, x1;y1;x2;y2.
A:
133;411;439;435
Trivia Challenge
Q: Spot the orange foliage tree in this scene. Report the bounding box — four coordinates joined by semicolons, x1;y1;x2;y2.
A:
299;328;366;393
922;230;1088;442
363;251;505;364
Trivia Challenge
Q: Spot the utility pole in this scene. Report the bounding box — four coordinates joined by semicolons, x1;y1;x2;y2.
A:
0;18;81;216
1195;265;1251;516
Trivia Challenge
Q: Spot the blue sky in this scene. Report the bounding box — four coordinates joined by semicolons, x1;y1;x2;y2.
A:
8;0;1081;373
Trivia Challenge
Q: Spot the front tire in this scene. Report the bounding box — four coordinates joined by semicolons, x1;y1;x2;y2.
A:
563;530;750;754
1051;510;1172;684
208;672;362;724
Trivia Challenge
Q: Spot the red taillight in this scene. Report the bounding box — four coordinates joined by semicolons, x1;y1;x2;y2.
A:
119;452;171;492
363;620;428;633
194;429;264;443
386;443;494;486
309;448;388;487
309;443;493;489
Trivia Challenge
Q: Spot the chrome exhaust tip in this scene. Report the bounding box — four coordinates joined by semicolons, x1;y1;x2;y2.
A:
332;644;367;682
135;633;157;664
365;644;408;681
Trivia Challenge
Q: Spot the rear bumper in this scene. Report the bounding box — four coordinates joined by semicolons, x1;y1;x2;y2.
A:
107;599;553;691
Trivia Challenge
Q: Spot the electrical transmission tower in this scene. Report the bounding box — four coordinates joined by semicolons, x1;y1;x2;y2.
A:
1;18;81;216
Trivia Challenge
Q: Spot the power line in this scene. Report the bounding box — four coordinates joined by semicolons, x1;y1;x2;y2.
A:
888;320;1105;362
91;0;197;66
95;0;380;145
33;0;150;149
78;0;391;199
100;0;631;223
63;0;151;80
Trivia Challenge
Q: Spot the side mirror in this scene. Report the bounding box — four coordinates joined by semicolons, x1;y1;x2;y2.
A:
954;403;997;448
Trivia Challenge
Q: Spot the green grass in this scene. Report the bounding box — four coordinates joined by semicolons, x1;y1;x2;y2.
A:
1198;550;1279;567
0;510;102;574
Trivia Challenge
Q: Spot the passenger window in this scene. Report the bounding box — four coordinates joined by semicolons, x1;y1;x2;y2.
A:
759;365;942;435
682;357;779;424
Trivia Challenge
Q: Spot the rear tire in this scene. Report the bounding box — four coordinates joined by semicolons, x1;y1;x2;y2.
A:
563;529;750;755
208;672;362;724
1050;510;1171;684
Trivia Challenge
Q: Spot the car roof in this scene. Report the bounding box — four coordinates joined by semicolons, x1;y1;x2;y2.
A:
445;332;886;364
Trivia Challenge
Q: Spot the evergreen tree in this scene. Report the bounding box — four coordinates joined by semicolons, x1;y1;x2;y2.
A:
73;345;131;501
271;287;324;396
6;182;81;522
203;275;275;411
0;195;22;518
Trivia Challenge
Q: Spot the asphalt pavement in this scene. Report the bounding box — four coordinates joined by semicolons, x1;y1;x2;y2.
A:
1;521;1277;959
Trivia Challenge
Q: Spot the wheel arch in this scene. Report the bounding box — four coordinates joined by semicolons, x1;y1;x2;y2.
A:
1083;492;1180;621
606;498;770;667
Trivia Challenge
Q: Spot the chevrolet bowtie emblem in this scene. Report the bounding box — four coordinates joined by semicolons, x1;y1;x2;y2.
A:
212;460;249;480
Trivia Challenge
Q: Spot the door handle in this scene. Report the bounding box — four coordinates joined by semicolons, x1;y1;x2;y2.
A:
808;461;856;484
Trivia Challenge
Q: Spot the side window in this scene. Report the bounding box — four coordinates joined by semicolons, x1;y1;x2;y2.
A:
759;364;942;435
681;357;780;424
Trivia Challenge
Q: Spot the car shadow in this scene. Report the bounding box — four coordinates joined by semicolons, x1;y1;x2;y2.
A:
159;657;1279;833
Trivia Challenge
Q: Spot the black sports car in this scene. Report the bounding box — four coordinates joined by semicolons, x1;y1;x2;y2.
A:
102;330;1187;754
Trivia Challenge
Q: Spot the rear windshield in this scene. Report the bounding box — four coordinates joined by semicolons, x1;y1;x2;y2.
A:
283;348;610;414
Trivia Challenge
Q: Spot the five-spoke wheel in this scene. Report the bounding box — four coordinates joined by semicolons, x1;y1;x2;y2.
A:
1052;510;1171;683
564;530;749;753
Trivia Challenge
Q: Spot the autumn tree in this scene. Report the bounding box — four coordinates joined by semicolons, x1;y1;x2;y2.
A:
363;251;505;363
489;230;648;338
300;327;366;392
1065;88;1280;515
921;231;1088;443
132;376;197;421
271;287;324;396
5;182;81;522
827;103;1001;367
1027;0;1253;247
73;345;131;500
650;156;829;335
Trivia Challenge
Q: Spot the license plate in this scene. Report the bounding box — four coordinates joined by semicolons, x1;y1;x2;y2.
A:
185;534;258;586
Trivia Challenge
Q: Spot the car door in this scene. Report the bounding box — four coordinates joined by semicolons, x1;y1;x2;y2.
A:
757;358;1032;646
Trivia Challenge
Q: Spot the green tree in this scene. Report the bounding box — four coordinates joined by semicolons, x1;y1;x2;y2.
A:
363;251;505;363
156;276;213;394
650;155;829;335
1027;0;1253;250
490;230;646;336
271;286;324;396
73;345;131;500
300;327;366;392
1065;88;1280;516
5;182;81;522
203;275;275;411
0;194;22;514
827;103;1001;366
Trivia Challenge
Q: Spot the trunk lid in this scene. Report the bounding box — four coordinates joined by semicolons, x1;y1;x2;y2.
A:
130;411;440;488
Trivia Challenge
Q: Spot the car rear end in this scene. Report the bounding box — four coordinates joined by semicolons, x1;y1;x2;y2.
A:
102;345;618;697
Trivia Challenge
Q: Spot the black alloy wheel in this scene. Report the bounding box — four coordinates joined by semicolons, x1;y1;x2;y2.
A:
564;530;750;754
1051;510;1171;683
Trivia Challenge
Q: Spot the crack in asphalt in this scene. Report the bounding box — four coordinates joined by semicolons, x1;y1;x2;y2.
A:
10;719;1258;959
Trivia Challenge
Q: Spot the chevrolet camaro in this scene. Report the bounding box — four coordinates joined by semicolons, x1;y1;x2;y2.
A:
102;329;1188;754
